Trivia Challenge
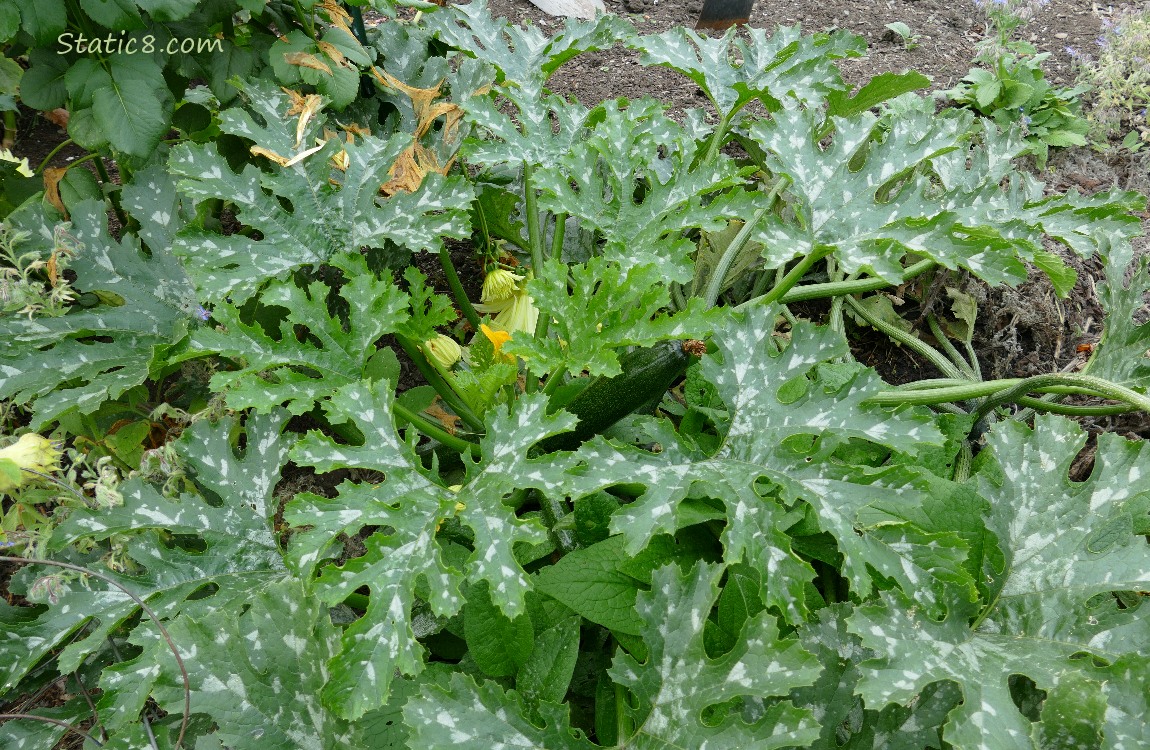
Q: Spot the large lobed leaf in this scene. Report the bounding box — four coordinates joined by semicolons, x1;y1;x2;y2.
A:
1;411;294;740
0;168;198;428
563;303;955;624
404;562;822;749
190;253;409;414
849;414;1150;749
285;382;580;720
170;80;474;304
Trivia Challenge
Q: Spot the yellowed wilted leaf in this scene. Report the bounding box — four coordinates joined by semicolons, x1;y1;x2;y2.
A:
42;167;69;215
316;41;347;67
250;146;291;167
283;89;326;147
284;51;332;76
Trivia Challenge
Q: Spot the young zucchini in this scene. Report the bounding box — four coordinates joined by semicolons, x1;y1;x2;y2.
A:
538;340;693;453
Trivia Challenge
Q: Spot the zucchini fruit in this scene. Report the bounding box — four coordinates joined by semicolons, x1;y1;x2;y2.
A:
538;340;694;453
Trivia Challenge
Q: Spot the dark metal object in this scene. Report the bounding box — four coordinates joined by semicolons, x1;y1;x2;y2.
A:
696;0;754;29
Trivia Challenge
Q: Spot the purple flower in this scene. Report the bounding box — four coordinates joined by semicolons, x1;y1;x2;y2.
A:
195;305;211;321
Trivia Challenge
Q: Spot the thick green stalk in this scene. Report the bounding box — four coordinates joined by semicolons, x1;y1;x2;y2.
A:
393;400;479;456
845;296;966;380
1012;395;1135;417
866;373;1150;412
439;246;482;331
926;314;978;381
969;373;1150;423
37;139;74;172
542;364;568;396
738;259;935;306
759;246;833;306
702;176;789;308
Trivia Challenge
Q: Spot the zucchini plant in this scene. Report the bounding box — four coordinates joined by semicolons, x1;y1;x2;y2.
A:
1;1;1149;748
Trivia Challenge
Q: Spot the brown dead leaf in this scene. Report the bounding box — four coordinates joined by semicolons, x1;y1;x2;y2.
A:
42;167;69;216
425;403;462;435
43;109;70;128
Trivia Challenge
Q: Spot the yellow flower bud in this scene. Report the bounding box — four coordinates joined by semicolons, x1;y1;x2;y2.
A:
0;434;63;493
425;334;462;369
481;268;524;303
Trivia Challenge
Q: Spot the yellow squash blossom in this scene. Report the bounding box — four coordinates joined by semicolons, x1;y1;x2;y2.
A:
474;269;539;336
479;323;511;356
0;434;62;494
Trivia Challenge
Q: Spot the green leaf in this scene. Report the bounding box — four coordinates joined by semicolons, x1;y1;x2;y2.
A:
17;48;68;110
534;535;645;635
534;98;759;284
19;2;66;45
142;579;356;749
849;414;1150;749
564;304;950;620
608;562;822;749
629;24;864;117
430;0;627;99
508;257;717;377
285;382;579;719
516;612;581;707
1086;252;1150;393
0;199;197;428
191;255;409;414
1031;248;1077;297
748;104;1042;285
464;580;535;678
91;55;173;158
826;71;933;118
170;80;474;303
404;672;597;749
79;0;143;30
2;410;293;732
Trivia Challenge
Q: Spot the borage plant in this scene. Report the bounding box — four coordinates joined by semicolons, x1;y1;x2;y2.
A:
1;1;1149;749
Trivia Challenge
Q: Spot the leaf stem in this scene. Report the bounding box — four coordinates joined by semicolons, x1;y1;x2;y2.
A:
36;139;75;173
392;400;480;455
844;296;966;380
866;374;1150;412
740;259;937;307
439;245;482;331
702;176;788;308
758;246;833;306
542;364;568;396
926;314;979;381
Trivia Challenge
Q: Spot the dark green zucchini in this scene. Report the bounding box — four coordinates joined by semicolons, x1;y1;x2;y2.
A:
537;340;693;453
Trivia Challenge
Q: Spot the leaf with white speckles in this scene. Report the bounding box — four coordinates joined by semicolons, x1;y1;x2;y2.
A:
142;579;355;749
191;253;409;414
170;79;473;304
403;671;597;749
0;196;198;429
533;98;761;284
564;304;951;621
848;414;1150;749
1086;251;1150;394
1;411;295;741
629;25;864;118
508;257;718;378
608;562;821;749
285;381;580;719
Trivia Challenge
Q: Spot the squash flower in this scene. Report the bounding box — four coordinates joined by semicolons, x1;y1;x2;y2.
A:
424;334;462;369
474;268;539;336
0;434;63;494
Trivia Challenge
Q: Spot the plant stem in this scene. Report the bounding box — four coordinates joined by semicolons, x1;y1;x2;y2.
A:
759;246;833;306
538;492;576;553
739;259;936;307
865;374;1150;412
542;364;568;396
93;157;128;229
702;176;788;308
439;246;482;331
1012;395;1135;417
395;334;484;432
926;314;978;381
37;139;75;173
523;162;545;277
969;373;1150;423
550;211;567;261
393;401;480;455
844;296;966;380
